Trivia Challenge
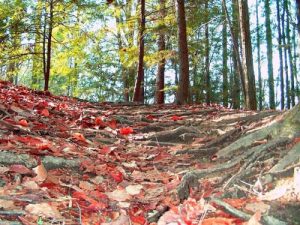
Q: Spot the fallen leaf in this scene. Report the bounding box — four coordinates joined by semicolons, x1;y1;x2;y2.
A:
126;184;143;195
110;169;124;183
106;189;131;202
119;127;133;135
9;164;32;175
0;199;15;209
170;115;183;121
32;164;48;182
201;217;235;225
22;180;39;190
72;132;87;142
25;203;62;218
245;211;262;225
102;211;130;225
40;108;50;117
79;181;96;191
19;119;29;127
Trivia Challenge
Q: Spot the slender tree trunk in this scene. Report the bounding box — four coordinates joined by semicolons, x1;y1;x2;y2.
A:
222;6;228;107
238;0;257;110
155;0;166;104
32;0;43;89
282;0;290;109
44;0;53;91
286;1;295;106
115;3;129;102
205;1;210;104
296;0;300;36
256;0;263;110
264;0;275;109
133;0;145;103
276;0;284;110
176;0;189;104
293;25;299;102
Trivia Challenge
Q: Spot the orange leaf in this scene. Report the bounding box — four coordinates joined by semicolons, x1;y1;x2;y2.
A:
95;117;106;127
110;169;124;183
19;119;29;127
201;217;235;225
72;133;87;142
108;119;117;129
119;127;133;135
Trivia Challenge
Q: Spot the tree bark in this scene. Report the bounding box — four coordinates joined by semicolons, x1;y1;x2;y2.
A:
264;0;275;109
296;0;300;36
276;0;285;110
222;6;228;108
256;0;263;110
176;0;189;105
238;0;257;110
155;0;166;104
133;0;146;103
44;0;54;92
205;0;211;105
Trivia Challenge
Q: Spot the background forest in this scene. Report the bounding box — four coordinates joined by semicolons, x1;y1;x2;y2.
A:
0;0;299;110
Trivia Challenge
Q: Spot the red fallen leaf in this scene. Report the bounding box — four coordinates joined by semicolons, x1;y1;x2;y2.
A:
15;136;42;145
95;117;107;127
72;133;87;142
110;169;123;183
129;207;146;224
9;164;32;175
293;137;300;144
40;108;49;117
146;115;155;120
19;119;29;127
170;115;183;121
35;100;48;109
108;119;117;129
119;127;133;135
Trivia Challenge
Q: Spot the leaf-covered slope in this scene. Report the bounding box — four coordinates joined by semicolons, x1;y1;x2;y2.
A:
0;81;299;225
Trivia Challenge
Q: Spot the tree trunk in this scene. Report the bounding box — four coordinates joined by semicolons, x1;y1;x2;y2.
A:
285;1;295;107
264;0;275;109
296;0;300;36
230;0;241;109
205;0;211;105
276;0;284;110
133;0;145;103
32;0;43;90
44;0;54;92
222;5;228;108
155;0;166;104
176;0;189;105
282;0;290;109
256;0;263;110
238;0;257;110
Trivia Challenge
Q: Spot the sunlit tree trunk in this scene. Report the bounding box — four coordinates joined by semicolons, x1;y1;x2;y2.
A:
276;0;284;110
204;0;211;104
264;0;275;109
176;0;189;104
222;4;228;107
238;0;257;110
155;0;166;104
256;0;263;110
133;0;145;103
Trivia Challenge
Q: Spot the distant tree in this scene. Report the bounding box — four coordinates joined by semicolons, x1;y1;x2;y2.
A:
204;0;211;104
256;0;263;110
176;0;189;104
222;4;229;107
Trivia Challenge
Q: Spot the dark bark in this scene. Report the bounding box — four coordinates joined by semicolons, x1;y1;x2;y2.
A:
297;0;300;36
276;0;285;110
205;0;211;105
264;0;275;109
155;0;166;104
238;0;257;110
256;0;263;110
222;6;228;108
44;0;54;92
286;1;295;106
176;0;190;105
133;0;145;103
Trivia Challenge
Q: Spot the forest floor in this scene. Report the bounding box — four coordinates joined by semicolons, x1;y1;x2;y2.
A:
0;80;299;225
